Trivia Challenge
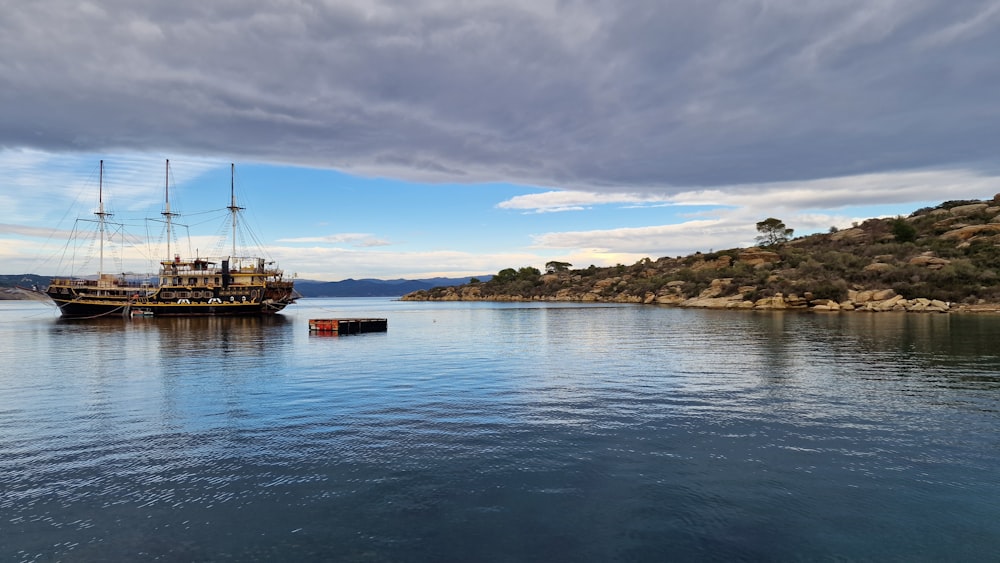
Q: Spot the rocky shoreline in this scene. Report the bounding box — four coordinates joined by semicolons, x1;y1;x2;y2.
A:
400;283;1000;313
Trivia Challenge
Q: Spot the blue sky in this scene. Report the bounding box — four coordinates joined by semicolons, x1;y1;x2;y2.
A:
3;2;999;281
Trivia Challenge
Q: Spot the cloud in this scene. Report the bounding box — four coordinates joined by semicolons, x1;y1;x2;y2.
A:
519;166;1000;261
0;224;70;238
278;233;389;246
271;246;538;280
0;149;222;226
2;1;999;191
532;219;749;256
499;168;998;214
498;191;673;213
916;2;1000;48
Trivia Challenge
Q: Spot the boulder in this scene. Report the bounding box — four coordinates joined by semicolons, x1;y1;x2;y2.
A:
829;228;866;242
949;203;988;216
941;224;1000;241
697;278;733;299
871;295;904;311
655;294;685;305
681;295;744;308
908;254;950;269
784;294;809;308
754;294;787;309
863;262;894;273
871;289;896;301
555;288;578;301
812;300;841;311
593;277;620;290
691;255;733;271
738;248;781;267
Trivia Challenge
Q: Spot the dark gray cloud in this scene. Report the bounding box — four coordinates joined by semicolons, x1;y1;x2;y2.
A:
2;0;998;191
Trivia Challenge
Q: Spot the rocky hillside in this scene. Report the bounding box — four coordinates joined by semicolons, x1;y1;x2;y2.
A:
402;196;1000;313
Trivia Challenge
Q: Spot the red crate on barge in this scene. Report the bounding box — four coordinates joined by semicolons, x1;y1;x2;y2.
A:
309;318;388;334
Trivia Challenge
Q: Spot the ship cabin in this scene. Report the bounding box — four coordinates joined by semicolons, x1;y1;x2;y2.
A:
157;255;281;288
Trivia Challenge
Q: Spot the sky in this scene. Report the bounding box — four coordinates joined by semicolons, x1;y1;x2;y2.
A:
2;0;999;281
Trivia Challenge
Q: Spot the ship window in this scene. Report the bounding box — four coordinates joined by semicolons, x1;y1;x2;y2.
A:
189;277;197;285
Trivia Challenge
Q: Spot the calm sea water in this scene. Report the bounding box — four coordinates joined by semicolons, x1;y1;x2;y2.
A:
2;298;999;561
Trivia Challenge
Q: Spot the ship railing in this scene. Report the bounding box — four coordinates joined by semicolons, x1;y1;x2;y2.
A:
49;277;156;288
157;261;281;276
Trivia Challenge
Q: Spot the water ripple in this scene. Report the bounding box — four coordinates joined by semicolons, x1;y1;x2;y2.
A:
2;301;1000;561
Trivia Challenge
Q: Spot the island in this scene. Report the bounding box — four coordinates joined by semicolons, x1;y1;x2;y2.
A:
402;196;1000;313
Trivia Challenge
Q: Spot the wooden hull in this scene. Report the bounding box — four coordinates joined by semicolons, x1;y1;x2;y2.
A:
49;297;291;319
46;281;296;319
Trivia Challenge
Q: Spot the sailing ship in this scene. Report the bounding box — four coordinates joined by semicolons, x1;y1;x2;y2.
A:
45;160;297;318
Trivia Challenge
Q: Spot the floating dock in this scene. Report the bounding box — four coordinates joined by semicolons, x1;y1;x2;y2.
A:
309;318;388;334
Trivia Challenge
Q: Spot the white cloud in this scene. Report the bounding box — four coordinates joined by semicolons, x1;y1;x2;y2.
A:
514;167;1000;263
498;191;671;212
274;246;539;281
499;168;997;214
278;233;383;245
916;3;1000;48
532;219;747;255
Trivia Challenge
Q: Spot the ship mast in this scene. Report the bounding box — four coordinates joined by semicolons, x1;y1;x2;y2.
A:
162;159;179;261
228;163;244;259
95;160;112;277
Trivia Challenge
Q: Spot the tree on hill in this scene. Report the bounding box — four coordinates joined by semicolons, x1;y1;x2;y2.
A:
517;266;541;279
494;268;518;283
755;218;794;246
545;261;572;273
891;217;917;242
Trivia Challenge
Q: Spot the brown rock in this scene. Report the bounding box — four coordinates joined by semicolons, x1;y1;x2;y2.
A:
949;203;988;216
829;228;866;242
863;262;894;273
941;224;1000;241
871;289;896;301
738;248;781;266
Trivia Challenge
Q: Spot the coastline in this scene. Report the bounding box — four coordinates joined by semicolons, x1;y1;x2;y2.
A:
400;286;1000;314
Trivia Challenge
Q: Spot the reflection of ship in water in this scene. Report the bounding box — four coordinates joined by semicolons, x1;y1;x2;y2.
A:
153;315;291;359
56;314;292;359
44;160;297;319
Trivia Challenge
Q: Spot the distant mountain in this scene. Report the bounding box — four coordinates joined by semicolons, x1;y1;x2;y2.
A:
0;275;49;300
291;277;491;298
0;274;48;289
0;274;490;299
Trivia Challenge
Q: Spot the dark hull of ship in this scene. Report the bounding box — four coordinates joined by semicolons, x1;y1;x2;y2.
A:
45;278;296;318
49;297;290;319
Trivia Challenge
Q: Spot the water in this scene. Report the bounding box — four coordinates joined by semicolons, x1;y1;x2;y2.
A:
2;299;999;561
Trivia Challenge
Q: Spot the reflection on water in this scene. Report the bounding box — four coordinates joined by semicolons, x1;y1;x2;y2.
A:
1;300;999;561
